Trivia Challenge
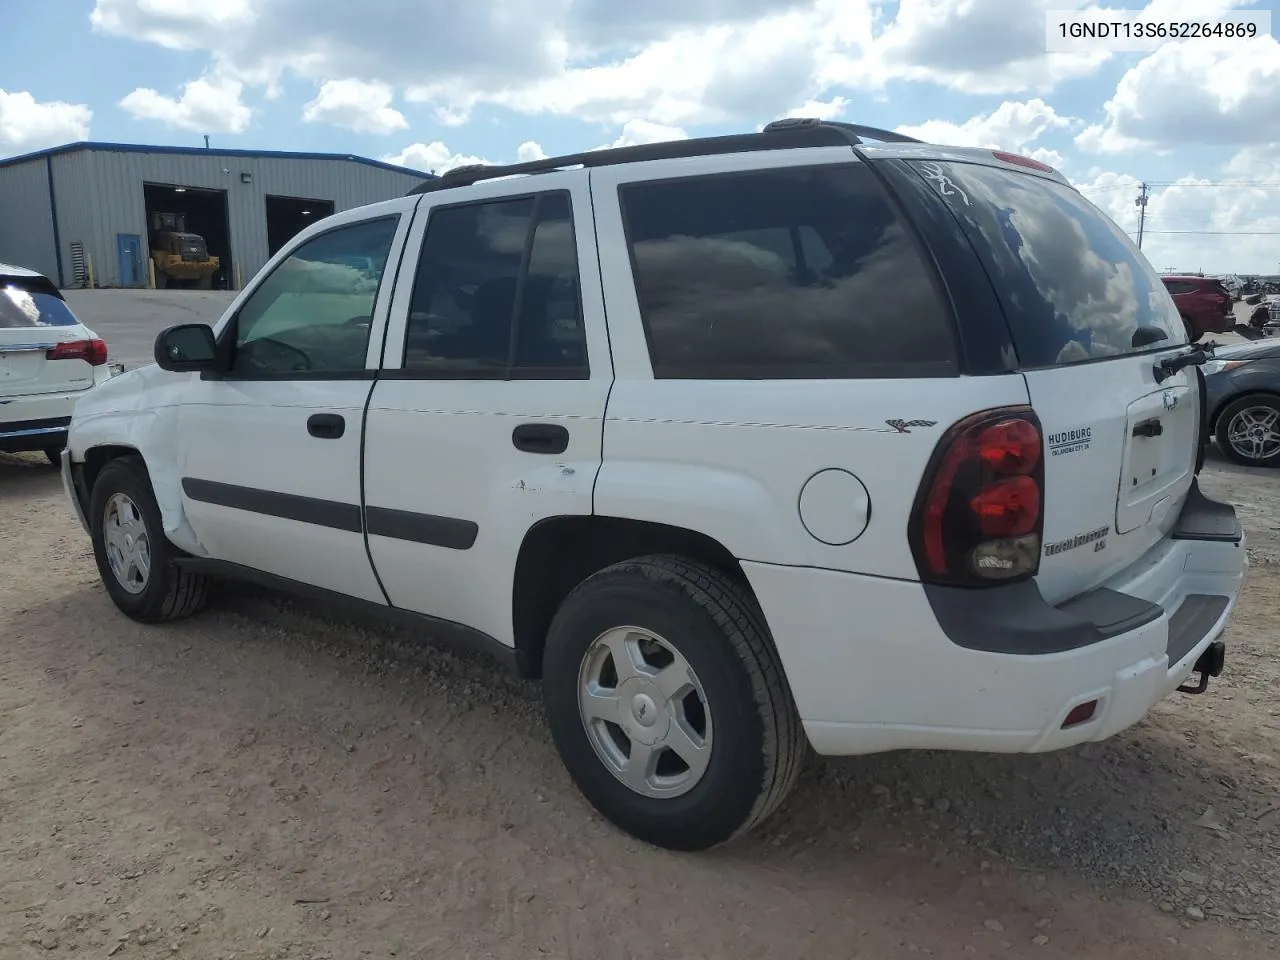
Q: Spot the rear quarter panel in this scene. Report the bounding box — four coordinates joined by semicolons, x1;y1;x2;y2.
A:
596;377;1031;576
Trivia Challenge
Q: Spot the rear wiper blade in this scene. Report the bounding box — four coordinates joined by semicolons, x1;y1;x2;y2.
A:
1154;341;1213;383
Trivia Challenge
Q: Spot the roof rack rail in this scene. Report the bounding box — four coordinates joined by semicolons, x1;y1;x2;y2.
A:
405;118;923;195
761;118;922;144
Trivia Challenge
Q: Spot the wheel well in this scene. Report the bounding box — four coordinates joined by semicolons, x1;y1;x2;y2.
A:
78;445;147;505
511;516;751;679
1211;390;1280;435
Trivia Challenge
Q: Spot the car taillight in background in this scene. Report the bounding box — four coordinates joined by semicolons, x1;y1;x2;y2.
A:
909;407;1045;586
47;339;109;366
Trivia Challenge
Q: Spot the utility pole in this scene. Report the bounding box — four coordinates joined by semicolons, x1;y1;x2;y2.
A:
1135;181;1148;249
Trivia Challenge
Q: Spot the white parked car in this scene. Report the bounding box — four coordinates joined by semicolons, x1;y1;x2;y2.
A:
0;263;120;463
62;121;1246;851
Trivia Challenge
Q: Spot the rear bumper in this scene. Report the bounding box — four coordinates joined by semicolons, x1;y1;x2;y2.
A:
0;392;76;452
746;482;1246;757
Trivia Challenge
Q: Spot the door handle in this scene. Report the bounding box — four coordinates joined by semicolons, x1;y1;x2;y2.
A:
307;413;346;439
1133;418;1164;438
512;423;569;454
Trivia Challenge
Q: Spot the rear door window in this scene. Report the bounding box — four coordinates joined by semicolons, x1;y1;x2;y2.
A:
618;163;957;379
401;191;588;377
905;161;1183;367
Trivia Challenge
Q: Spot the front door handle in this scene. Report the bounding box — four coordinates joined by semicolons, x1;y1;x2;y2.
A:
512;423;569;454
307;413;346;439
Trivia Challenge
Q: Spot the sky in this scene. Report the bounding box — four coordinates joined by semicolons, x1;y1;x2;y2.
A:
1;0;1278;275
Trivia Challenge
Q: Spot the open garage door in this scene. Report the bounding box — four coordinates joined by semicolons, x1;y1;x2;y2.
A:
143;183;233;290
266;195;336;258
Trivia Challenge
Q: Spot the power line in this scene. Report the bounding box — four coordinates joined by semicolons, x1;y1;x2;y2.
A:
1081;180;1280;192
1143;180;1280;188
1142;230;1280;236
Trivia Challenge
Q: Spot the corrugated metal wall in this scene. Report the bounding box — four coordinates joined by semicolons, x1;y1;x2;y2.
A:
45;148;424;288
0;158;59;281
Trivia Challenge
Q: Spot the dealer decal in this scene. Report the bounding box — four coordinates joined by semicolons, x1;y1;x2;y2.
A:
1043;525;1110;557
1046;425;1093;457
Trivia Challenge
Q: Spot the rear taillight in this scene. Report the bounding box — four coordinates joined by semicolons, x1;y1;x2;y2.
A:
910;406;1045;586
46;339;109;366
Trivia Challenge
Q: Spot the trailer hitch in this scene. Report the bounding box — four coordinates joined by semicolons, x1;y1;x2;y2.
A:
1177;641;1226;695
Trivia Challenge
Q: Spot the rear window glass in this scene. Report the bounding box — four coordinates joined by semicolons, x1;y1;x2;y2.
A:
0;280;79;328
619;163;957;379
907;161;1183;367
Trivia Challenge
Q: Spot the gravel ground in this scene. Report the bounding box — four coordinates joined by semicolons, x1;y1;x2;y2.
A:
0;449;1276;959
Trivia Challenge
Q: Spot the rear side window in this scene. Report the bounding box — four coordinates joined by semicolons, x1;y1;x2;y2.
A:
619;164;957;379
0;280;80;328
907;161;1183;367
1163;281;1194;296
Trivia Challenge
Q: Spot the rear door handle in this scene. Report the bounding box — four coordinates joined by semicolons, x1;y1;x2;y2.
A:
512;423;569;454
307;413;346;439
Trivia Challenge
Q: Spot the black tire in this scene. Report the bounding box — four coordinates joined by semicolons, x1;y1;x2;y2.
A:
44;446;62;467
1215;394;1280;468
89;456;211;622
154;269;167;290
196;274;212;290
1182;315;1202;343
542;555;806;851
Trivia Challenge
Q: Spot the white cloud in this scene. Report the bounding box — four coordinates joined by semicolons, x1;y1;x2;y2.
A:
1027;147;1065;170
858;0;1109;95
0;90;92;155
119;76;252;134
897;99;1076;151
382;141;490;175
516;141;548;163
1075;168;1280;275
302;79;407;134
608;119;689;148
784;96;848;121
90;0;1211;132
1076;35;1280;154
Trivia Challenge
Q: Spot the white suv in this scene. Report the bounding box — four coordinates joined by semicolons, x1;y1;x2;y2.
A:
1;263;120;463
62;121;1246;850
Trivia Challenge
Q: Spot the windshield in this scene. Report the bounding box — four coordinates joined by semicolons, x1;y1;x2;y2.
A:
907;161;1184;367
0;280;81;328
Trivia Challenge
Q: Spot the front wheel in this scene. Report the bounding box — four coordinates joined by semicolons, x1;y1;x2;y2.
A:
541;555;806;851
89;456;211;622
1216;394;1280;468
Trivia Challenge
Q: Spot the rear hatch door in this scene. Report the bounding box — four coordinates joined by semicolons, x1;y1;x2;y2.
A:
0;275;96;398
899;159;1198;604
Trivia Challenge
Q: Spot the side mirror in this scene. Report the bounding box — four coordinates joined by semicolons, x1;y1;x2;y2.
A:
154;323;218;372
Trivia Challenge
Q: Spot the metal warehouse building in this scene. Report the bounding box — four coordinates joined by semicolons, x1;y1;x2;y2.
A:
0;142;431;290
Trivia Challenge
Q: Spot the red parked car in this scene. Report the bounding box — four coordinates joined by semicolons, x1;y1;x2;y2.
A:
1162;275;1234;342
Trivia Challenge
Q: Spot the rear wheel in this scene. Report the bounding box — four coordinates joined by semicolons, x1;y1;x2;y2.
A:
1182;315;1202;343
541;555;806;851
1217;394;1280;468
89;457;211;622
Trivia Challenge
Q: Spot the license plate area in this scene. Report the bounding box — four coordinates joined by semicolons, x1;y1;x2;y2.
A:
1117;385;1195;535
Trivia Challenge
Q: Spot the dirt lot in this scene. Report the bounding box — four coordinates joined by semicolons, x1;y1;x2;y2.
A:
1;451;1278;960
